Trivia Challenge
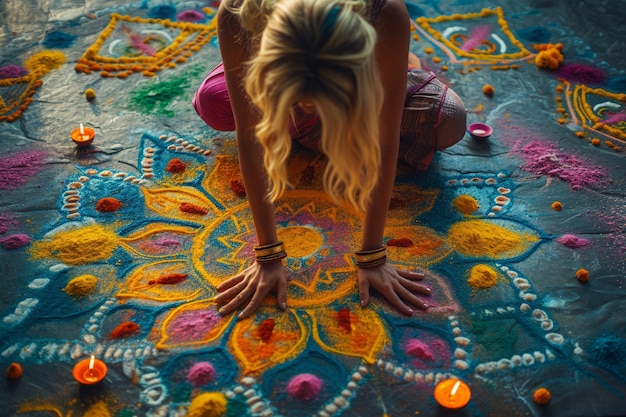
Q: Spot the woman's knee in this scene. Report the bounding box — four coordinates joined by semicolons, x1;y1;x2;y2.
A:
437;89;467;150
192;65;236;131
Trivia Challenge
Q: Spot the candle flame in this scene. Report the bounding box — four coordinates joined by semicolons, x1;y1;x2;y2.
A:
80;123;85;135
89;355;95;370
450;380;461;397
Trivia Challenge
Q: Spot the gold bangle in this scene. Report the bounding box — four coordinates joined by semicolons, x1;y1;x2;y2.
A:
357;256;387;269
355;247;386;263
256;250;288;263
254;242;285;257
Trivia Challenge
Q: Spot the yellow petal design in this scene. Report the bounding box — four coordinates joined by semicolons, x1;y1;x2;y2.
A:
310;305;388;364
229;309;306;375
117;260;204;302
142;186;219;222
157;299;233;349
447;219;539;259
119;222;199;257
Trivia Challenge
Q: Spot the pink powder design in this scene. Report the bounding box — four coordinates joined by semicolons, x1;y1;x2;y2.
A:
404;339;435;360
286;373;323;402
601;110;626;125
518;141;607;190
177;10;205;22
461;25;491;52
187;361;216;386
0;234;31;249
168;309;222;342
154;237;182;247
0;150;48;190
555;63;605;85
556;234;591;248
0;65;28;79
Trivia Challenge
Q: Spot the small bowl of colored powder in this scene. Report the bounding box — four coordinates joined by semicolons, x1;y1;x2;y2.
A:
467;123;493;140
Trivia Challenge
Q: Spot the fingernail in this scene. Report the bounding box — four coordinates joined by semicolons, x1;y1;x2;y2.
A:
237;312;244;319
407;308;414;315
281;302;287;310
360;300;366;307
423;303;429;309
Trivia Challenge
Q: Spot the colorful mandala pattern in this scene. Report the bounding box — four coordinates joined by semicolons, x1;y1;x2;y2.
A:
1;131;582;416
415;7;534;65
75;13;216;78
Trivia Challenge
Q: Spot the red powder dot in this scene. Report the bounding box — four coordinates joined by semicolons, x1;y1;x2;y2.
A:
229;178;246;197
337;308;352;333
149;273;188;285
387;238;414;247
166;158;187;174
286;373;323;402
180;202;208;215
96;197;123;212
109;321;140;339
258;318;275;343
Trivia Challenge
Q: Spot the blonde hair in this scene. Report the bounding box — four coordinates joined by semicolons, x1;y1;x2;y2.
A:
235;0;383;211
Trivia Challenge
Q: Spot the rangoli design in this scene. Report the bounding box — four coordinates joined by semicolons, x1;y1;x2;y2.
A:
1;2;625;416
75;13;217;78
2;132;590;416
414;7;534;66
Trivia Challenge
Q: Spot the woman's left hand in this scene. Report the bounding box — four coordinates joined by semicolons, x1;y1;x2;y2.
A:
358;262;431;315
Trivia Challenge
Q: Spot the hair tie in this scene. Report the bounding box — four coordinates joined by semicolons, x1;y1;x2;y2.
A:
321;5;342;35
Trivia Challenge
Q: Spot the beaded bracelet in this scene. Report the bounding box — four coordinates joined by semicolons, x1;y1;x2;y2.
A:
355;247;387;268
254;241;287;264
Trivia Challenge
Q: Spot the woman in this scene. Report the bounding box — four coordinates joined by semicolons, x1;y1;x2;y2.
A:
193;0;467;319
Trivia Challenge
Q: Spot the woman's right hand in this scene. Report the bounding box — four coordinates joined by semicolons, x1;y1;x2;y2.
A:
215;261;289;319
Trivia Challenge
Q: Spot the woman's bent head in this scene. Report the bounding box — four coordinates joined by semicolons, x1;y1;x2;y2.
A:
245;0;384;211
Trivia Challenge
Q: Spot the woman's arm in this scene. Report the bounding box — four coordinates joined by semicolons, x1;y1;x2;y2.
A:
214;5;288;319
358;0;431;314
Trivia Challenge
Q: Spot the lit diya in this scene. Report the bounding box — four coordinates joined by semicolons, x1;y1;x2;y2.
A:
434;378;471;409
73;355;107;384
70;123;95;147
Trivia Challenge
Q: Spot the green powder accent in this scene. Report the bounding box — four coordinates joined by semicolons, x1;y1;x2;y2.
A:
471;319;519;359
129;65;205;117
225;397;248;417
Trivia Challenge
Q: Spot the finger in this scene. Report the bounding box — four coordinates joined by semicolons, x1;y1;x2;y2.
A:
382;284;415;315
214;283;244;304
276;278;288;311
393;280;429;310
397;269;425;281
216;274;245;292
399;277;432;295
358;276;370;308
238;284;272;319
218;285;254;316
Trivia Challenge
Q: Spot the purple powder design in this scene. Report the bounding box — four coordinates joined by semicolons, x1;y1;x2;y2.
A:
286;373;324;402
0;234;31;249
555;63;605;85
0;150;48;190
556;234;591;248
517;141;607;190
0;65;28;79
187;361;216;386
168;309;222;342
